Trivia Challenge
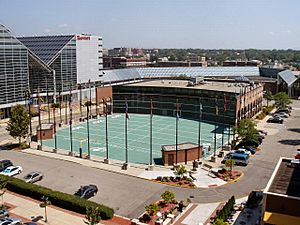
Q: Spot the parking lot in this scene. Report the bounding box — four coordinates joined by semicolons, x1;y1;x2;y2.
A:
0;100;299;218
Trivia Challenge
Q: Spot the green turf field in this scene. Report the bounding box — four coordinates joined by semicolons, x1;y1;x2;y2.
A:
43;114;230;165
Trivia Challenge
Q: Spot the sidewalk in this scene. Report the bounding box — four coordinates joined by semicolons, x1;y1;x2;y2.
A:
4;191;131;225
4;191;87;225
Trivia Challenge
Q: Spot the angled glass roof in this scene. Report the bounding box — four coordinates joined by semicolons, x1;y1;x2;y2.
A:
278;70;298;86
17;35;74;65
102;67;260;83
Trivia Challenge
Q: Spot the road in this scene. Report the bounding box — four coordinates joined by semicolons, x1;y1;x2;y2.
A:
0;101;299;218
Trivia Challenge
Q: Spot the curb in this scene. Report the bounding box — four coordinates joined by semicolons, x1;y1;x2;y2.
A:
219;171;244;187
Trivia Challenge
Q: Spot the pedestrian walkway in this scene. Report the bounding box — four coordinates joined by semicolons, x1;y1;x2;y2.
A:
3;191;131;225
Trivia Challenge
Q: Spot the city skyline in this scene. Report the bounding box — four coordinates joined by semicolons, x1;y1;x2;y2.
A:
0;0;299;49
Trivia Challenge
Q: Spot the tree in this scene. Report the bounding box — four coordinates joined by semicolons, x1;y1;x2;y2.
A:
0;177;8;206
225;159;235;176
235;119;257;141
176;165;187;178
85;206;102;225
213;218;228;225
6;105;30;146
145;203;160;216
161;190;175;204
39;196;51;222
273;92;292;109
265;90;273;107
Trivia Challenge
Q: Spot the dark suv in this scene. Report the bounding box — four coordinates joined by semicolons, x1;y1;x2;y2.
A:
0;160;13;172
74;184;98;199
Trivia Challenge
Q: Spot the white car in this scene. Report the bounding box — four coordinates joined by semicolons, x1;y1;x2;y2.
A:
0;166;23;176
230;149;251;156
0;217;22;225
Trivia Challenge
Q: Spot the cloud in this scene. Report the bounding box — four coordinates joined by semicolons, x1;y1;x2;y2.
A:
44;28;51;34
58;23;68;28
268;31;275;36
286;29;292;34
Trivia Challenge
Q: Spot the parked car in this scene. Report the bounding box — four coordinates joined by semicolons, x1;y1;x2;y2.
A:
0;209;9;218
274;112;289;118
23;222;38;225
237;139;259;148
242;146;257;154
267;117;283;124
231;149;251;156
0;166;23;177
258;130;267;136
23;172;43;183
0;217;22;225
74;184;98;199
276;108;291;114
221;153;250;166
0;160;13;172
295;151;300;159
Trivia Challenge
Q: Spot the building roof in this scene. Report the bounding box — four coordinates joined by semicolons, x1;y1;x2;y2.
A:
278;70;298;86
265;158;300;198
162;142;198;151
102;67;260;83
18;35;74;65
125;79;253;94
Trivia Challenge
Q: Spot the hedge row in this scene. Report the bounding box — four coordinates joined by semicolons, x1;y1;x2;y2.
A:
0;175;113;219
215;195;235;222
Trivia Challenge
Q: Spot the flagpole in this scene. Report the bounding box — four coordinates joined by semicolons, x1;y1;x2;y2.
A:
86;102;90;159
46;77;51;123
125;98;128;164
175;99;179;165
59;91;62;124
150;99;153;166
69;86;73;155
105;100;109;161
197;99;202;161
53;104;57;151
214;97;218;157
37;88;42;150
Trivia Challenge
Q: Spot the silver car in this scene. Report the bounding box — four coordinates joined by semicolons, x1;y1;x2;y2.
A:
23;172;43;183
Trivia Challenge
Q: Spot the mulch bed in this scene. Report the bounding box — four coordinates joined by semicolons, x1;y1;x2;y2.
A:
216;170;242;182
140;201;177;225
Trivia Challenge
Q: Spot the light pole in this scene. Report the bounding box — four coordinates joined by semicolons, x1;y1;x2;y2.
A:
197;100;202;161
25;89;33;147
86;102;90;159
69;86;73;155
37;88;42;150
53;104;57;152
105;100;109;163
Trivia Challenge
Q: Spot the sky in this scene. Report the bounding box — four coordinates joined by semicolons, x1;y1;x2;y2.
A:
1;0;299;49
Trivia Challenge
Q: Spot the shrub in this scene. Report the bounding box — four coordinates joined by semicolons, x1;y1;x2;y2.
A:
161;190;175;204
215;195;235;222
19;142;29;149
139;213;151;223
186;178;193;182
145;203;160;216
0;175;113;219
170;176;175;182
156;176;162;181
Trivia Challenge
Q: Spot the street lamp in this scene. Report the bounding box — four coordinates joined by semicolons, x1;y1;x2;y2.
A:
25;89;33;147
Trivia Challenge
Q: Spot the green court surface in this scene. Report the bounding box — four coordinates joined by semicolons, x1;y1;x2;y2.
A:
43;114;229;165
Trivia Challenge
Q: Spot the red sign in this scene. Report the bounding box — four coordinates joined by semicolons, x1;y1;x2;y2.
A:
77;35;90;40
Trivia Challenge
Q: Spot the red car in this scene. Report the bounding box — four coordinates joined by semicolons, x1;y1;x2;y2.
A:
295;152;300;159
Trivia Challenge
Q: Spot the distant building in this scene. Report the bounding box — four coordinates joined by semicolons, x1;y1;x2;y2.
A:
0;24;51;117
103;57;147;69
262;158;300;225
18;34;103;93
223;60;262;67
155;61;203;67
